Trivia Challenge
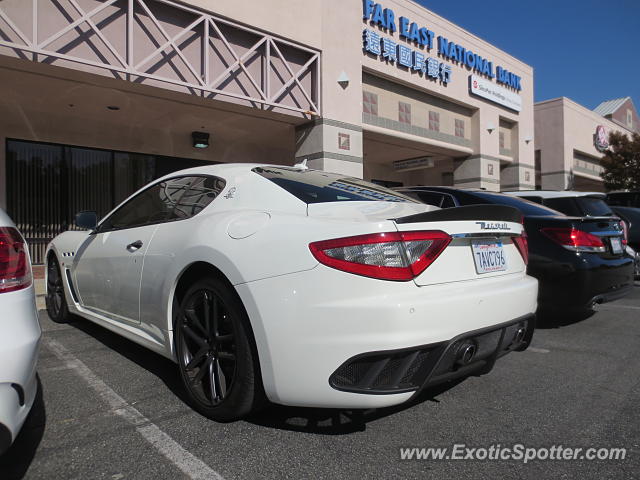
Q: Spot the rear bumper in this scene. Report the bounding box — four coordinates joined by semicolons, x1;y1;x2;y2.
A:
0;286;41;453
533;254;634;310
329;315;535;396
237;266;538;409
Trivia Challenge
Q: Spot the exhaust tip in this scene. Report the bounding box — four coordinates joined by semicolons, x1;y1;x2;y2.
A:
456;341;477;365
514;326;527;344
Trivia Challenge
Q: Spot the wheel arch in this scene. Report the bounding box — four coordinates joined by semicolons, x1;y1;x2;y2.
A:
168;262;265;393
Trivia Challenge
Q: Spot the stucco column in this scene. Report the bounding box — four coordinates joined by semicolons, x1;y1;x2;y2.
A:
453;155;500;191
501;123;536;190
295;119;363;177
453;109;500;191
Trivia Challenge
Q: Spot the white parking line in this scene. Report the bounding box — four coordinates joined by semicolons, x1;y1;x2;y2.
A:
43;337;224;480
527;347;550;353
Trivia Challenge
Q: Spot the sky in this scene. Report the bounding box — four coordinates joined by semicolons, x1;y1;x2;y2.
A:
415;0;640;110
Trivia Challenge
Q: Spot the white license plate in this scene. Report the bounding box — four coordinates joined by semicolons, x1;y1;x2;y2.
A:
610;237;623;254
472;240;507;274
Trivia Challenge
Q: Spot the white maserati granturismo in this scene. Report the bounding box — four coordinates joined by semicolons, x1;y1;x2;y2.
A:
46;163;537;421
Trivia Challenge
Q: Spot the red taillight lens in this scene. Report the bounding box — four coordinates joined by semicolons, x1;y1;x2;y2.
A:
0;227;32;293
512;231;529;265
619;220;628;246
309;231;451;281
540;227;605;253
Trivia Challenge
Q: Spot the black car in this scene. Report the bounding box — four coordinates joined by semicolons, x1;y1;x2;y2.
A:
606;191;640;208
397;187;634;312
505;191;639;280
609;205;640;279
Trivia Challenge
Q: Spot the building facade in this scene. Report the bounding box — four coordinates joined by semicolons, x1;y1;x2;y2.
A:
0;0;534;262
534;97;639;192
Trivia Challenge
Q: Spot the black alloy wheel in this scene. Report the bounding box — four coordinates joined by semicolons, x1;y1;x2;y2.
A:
45;255;71;323
175;277;262;421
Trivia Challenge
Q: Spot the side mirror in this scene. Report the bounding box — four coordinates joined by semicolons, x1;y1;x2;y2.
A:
75;211;98;230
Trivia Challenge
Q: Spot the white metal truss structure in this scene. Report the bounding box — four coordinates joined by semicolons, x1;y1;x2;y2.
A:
0;0;320;116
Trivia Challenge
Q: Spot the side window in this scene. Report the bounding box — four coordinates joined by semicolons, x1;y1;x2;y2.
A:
99;177;193;231
416;191;446;207
440;194;457;208
171;176;226;219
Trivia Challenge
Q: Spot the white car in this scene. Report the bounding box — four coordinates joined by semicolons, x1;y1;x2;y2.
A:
0;210;40;453
46;164;537;421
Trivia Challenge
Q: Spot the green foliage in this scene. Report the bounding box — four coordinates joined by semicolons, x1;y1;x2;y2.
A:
600;131;640;190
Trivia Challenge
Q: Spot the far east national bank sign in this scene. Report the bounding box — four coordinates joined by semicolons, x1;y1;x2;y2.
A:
362;0;523;112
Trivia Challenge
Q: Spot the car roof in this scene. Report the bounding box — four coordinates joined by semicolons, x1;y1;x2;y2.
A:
503;190;606;199
397;186;486;192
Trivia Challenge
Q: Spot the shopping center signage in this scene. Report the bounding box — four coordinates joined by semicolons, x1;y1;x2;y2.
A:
362;0;523;94
594;125;609;152
469;75;522;112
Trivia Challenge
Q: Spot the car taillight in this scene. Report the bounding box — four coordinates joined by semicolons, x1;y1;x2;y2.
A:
540;227;606;253
309;230;451;281
0;227;32;293
512;231;529;265
619;220;628;246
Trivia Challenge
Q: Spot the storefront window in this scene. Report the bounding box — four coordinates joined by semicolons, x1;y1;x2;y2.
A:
6;139;214;263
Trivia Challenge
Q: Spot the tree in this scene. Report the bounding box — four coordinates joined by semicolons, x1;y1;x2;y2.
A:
600;131;640;190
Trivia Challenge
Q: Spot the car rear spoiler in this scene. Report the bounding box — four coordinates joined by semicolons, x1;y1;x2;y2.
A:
393;204;522;224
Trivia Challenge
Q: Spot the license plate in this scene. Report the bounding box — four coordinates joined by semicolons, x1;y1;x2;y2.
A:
610;236;623;254
472;239;507;274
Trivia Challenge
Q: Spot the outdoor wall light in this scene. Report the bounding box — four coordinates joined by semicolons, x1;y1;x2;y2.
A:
337;71;349;89
486;122;496;133
524;136;533;144
192;131;210;149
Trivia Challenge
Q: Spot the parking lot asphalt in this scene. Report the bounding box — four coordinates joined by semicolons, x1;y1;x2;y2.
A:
2;283;639;480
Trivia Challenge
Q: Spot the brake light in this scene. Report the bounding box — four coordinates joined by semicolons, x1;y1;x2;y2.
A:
619;220;628;246
512;231;529;265
309;231;451;281
540;227;606;253
0;227;32;293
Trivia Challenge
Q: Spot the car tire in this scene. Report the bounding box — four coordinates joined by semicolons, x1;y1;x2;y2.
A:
45;255;72;324
175;276;264;422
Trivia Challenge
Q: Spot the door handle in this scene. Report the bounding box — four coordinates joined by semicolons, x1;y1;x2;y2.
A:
126;240;143;252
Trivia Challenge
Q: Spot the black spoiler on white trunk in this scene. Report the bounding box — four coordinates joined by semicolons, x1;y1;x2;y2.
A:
392;204;522;224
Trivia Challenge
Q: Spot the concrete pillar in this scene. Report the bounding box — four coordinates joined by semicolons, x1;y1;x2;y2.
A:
295;118;363;177
542;171;572;190
454;108;500;191
501;162;536;190
453;155;501;191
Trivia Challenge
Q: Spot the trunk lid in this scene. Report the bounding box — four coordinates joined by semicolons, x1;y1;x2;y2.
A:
392;205;527;286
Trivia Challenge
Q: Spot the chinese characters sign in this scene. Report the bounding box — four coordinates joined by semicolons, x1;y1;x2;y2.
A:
363;29;452;84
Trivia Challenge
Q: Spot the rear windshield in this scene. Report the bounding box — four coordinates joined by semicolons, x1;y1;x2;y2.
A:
252;167;417;204
471;192;563;216
575;197;614;216
607;192;640;207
